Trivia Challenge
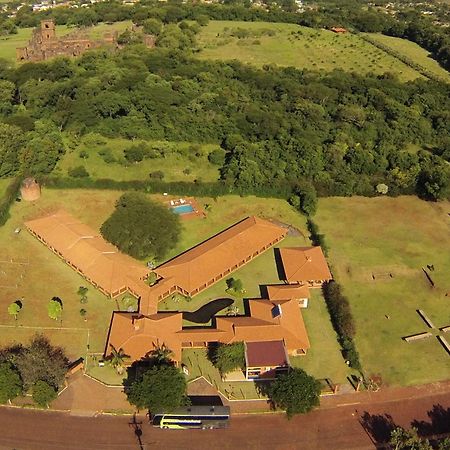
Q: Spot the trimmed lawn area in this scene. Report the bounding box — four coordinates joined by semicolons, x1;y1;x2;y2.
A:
291;289;353;385
56;136;220;183
183;348;265;400
197;21;423;81
365;33;450;82
315;196;450;386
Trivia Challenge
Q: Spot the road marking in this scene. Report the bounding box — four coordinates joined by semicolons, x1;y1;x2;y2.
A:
337;402;361;407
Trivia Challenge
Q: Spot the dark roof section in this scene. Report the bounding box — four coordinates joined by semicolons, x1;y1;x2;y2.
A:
245;340;289;367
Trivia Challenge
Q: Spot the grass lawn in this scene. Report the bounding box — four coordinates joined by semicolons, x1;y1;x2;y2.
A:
196;21;423;82
0;21;131;63
315;196;450;386
183;348;265;400
56;136;221;183
291;290;353;385
0;189;132;360
365;33;450;83
0;178;13;198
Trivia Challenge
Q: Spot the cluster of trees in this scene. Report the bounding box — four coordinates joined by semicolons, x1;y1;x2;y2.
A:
323;281;361;370
209;342;245;376
1;47;447;199
0;120;64;179
0;334;68;407
125;346;188;412
100;192;181;260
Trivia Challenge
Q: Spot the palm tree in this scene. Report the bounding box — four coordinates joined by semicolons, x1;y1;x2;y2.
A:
150;343;173;365
108;345;129;374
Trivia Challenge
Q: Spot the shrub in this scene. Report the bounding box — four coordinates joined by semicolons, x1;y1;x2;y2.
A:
208;148;226;166
98;148;115;164
32;380;57;407
149;170;165;180
68;166;89;178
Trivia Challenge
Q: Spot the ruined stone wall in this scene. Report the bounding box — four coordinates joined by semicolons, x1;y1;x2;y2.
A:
17;20;155;62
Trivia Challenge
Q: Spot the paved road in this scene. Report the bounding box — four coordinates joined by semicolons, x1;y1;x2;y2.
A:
0;390;449;450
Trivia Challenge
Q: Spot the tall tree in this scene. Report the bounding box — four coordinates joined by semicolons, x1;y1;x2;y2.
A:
101;193;181;260
0;362;23;404
13;334;68;390
269;368;321;418
127;365;188;412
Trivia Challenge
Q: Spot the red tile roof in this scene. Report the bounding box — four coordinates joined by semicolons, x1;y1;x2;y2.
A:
280;247;332;284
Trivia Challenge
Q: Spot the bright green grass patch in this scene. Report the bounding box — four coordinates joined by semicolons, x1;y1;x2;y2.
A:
56;137;221;183
197;21;423;82
315;196;450;386
0;178;13;198
365;33;450;82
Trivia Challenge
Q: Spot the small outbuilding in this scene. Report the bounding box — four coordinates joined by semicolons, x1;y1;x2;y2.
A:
245;340;290;380
330;27;348;33
20;178;41;201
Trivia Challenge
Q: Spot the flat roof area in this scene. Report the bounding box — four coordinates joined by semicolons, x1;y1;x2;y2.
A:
245;340;289;368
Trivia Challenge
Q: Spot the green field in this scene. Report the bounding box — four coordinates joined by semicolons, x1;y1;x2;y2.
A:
197;21;424;81
0;21;131;63
315;196;450;386
365;32;450;82
56;137;221;183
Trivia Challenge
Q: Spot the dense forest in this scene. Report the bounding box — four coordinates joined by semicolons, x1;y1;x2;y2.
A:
0;0;449;200
0;41;449;199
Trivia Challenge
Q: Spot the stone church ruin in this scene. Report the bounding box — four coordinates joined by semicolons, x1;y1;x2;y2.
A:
16;20;155;62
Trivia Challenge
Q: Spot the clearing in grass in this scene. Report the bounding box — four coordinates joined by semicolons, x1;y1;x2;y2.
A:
315;196;450;386
57;136;221;183
197;21;424;82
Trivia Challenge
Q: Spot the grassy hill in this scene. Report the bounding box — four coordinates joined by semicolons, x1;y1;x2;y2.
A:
196;21;426;81
364;32;450;82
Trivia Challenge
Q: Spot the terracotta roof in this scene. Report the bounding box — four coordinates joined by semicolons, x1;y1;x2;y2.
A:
279;247;332;284
107;297;310;363
155;217;286;294
245;341;289;367
25;210;150;296
267;284;310;301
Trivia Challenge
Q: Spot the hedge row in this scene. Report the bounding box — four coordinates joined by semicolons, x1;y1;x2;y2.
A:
38;176;294;199
0;177;22;226
358;34;447;84
322;281;362;371
307;219;328;256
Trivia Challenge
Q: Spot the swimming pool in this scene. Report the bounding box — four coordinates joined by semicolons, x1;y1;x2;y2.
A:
172;204;195;215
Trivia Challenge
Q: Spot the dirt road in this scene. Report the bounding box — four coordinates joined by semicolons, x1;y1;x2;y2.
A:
0;389;449;450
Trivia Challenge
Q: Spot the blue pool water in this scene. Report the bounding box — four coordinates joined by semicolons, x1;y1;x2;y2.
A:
172;204;195;214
